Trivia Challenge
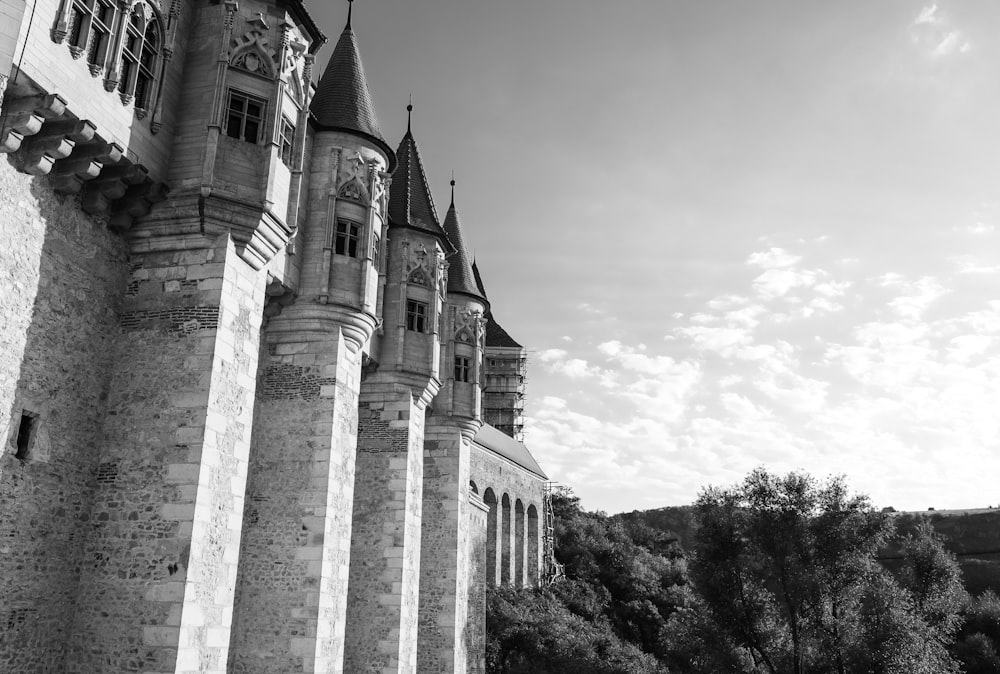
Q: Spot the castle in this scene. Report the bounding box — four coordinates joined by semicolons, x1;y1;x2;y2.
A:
0;0;550;671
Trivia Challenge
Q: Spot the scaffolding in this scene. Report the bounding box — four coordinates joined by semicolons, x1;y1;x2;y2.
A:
482;348;527;441
542;481;564;584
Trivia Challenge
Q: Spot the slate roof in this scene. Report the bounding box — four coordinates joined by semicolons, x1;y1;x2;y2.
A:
474;423;547;479
387;123;452;249
484;311;523;349
310;16;395;168
442;186;486;302
472;261;488;299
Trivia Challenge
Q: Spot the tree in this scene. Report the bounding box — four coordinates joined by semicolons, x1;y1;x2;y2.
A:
690;468;963;674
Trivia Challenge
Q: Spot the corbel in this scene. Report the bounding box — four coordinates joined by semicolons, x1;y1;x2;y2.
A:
108;180;170;231
82;162;150;216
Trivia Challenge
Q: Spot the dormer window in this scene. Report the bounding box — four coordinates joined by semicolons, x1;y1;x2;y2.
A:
335;221;360;257
406;300;427;333
225;90;266;143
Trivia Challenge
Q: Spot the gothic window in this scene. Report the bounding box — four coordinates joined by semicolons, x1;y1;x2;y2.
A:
225;90;266;143
454;356;471;382
119;6;161;108
69;0;116;69
406;300;427;333
335;220;360;258
278;116;294;166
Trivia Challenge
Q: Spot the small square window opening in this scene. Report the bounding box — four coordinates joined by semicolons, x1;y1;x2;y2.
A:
226;90;266;143
454;356;471;382
335;221;360;257
406;300;427;333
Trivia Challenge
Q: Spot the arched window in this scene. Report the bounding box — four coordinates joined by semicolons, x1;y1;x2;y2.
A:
483;489;498;585
119;3;161;110
527;505;540;586
515;499;526;588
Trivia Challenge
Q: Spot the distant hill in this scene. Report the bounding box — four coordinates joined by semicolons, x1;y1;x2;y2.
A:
617;506;1000;596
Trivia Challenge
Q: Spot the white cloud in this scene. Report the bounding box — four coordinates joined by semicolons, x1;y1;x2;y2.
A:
747;247;800;269
914;4;939;26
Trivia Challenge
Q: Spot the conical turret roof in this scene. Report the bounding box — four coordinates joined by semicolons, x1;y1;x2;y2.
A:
442;181;486;303
472;260;488;299
310;10;395;168
387;111;452;249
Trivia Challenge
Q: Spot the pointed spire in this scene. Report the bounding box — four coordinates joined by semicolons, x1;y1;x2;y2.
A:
441;178;486;302
407;95;413;134
387;107;452;248
346;0;353;28
310;3;395;168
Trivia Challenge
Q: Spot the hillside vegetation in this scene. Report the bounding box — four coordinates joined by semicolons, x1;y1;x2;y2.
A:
486;470;1000;673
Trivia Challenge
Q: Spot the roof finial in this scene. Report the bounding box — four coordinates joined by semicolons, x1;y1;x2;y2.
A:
407;94;413;133
450;171;456;206
346;0;353;28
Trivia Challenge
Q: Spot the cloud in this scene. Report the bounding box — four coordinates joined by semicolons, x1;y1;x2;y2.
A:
909;4;971;59
747;247;801;269
528;241;1000;514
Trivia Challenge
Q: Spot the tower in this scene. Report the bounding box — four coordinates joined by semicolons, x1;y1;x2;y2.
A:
419;179;489;672
227;3;394;671
344;106;450;673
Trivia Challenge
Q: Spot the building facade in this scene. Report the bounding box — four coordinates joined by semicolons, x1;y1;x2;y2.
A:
0;1;548;672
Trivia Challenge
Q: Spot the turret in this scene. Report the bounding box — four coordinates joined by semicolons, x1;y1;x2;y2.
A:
369;105;452;384
438;178;488;427
291;1;394;349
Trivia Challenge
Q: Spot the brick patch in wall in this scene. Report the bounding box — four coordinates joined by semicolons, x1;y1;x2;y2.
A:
119;307;220;334
259;362;336;400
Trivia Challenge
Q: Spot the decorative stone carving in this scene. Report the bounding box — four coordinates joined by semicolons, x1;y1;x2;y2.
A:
454;308;485;346
337;151;369;203
407;245;431;287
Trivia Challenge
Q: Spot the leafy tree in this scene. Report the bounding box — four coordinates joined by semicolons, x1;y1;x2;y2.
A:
690;468;963;674
486;586;668;674
952;590;1000;673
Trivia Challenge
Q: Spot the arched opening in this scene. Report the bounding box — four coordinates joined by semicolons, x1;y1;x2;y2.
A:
501;493;512;586
469;480;479;495
515;499;525;588
483;488;498;585
527;504;540;587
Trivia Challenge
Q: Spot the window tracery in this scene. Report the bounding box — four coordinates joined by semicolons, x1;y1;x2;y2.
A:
53;0;164;118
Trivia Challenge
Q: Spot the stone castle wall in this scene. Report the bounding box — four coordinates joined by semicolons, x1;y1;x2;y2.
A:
0;166;128;673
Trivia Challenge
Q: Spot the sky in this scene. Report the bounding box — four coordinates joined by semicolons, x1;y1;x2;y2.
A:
310;1;1000;514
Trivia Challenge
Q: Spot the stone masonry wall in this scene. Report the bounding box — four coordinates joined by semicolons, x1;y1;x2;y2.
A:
67;234;266;674
0;166;127;672
469;447;545;589
418;422;473;674
345;386;427;674
229;315;363;673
